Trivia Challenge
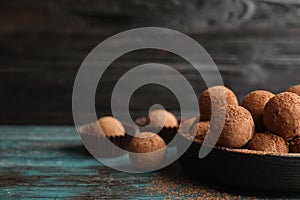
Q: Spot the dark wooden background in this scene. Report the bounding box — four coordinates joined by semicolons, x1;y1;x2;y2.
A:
1;0;300;125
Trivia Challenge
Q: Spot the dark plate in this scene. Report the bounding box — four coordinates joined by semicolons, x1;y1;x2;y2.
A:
177;134;300;193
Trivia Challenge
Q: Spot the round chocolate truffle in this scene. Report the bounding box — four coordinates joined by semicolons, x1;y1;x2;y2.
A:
248;133;289;153
287;84;300;96
241;90;274;131
263;92;300;139
289;137;300;153
147;109;178;128
199;86;238;121
210;105;254;148
98;116;125;137
129;132;166;171
178;116;199;135
190;121;210;143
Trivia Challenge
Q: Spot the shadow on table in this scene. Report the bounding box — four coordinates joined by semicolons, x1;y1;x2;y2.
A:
57;144;91;157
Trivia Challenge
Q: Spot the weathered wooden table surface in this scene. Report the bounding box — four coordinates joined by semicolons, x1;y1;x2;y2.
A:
1;126;299;199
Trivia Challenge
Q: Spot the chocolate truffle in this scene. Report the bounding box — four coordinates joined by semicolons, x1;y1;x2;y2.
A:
248;133;289;153
178;116;199;135
241;90;274;131
210;105;254;148
147;109;178;128
287;84;300;96
263;92;300;139
98;116;125;137
289;137;300;153
78;116;128;158
129;132;166;171
199;86;238;121
190;121;210;143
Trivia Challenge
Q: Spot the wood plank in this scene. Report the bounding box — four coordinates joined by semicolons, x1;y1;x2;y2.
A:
1;126;299;198
1;0;300;124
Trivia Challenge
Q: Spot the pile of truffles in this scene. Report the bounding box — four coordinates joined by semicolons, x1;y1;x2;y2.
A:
188;85;300;154
80;84;300;170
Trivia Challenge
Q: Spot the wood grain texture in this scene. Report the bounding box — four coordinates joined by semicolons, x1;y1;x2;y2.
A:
0;126;299;198
1;0;300;124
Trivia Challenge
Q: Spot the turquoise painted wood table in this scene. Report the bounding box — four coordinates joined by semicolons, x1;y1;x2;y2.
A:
1;126;299;199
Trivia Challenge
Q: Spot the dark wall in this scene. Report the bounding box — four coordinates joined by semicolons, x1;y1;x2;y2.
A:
1;0;300;125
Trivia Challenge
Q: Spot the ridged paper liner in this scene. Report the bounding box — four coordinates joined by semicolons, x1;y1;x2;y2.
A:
78;121;138;158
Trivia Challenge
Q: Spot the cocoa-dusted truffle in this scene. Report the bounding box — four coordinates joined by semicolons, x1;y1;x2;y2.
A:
248;133;289;153
289;137;300;153
287;84;300;96
199;86;238;121
178;116;199;135
147;109;178;128
129;132;166;170
190;121;210;143
241;90;274;131
78;116;127;158
210;105;254;148
98;116;125;137
263;92;300;139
